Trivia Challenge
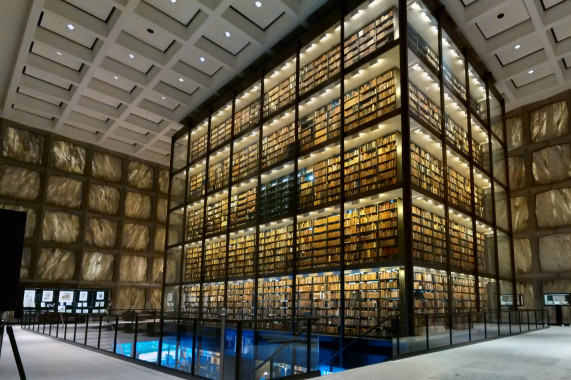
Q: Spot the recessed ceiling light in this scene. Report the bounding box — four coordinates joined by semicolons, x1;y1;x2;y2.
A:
225;31;231;38
514;44;521;50
528;69;534;74
200;56;206;62
128;53;135;59
171;0;177;3
56;51;62;56
161;96;166;100
67;24;75;30
113;75;119;80
255;1;262;7
178;77;184;82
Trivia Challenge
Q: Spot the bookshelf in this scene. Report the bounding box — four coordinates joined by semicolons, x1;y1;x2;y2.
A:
444;115;469;158
190;133;208;163
407;25;439;74
344;199;399;266
210;118;232;151
262;123;295;169
479;277;493;310
205;198;228;237
299;45;341;96
451;275;476;311
228;232;256;278
208;158;230;194
229;188;256;231
299;155;341;210
202;282;225;319
448;220;475;271
259;173;295;222
299;98;341;152
182;284;200;317
409;81;441;134
344;268;399;336
257;277;293;330
264;74;296;117
232;142;258;183
297;213;341;270
188;170;206;201
344;132;398;198
413;269;448;314
186;206;204;241
296;273;341;334
234;99;260;136
227;280;255;320
204;239;226;281
412;205;446;264
447;167;472;213
410;143;444;198
258;225;294;275
184;245;202;282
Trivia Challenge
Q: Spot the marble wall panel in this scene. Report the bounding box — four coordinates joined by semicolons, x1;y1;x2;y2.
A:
514;239;532;274
171;175;185;200
165;257;177;284
495;198;509;231
85;218;117;248
0;204;36;238
508;156;526;190
127;161;153;190
38;248;75;280
157;198;167;223
530;101;568;143
1;126;44;164
92;152;122;183
0;165;40;200
150;289;161;310
46;176;83;208
49;140;86;174
516;282;534;309
82;251;114;282
159;169;169;194
88;185;120;215
511;196;529;232
506;116;523;150
122;223;149;252
532;144;571;184
20;247;31;279
152;258;163;283
115;288;145;310
125;192;151;220
155;227;166;253
42;211;80;243
120;255;147;283
497;236;512;278
536;188;571;228
539;234;571;273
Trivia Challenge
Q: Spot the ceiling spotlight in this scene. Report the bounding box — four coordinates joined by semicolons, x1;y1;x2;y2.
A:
514;44;521;50
161;96;166;100
200;56;206;62
67;24;75;30
128;53;135;59
528;69;534;74
225;31;231;38
56;51;62;56
178;77;184;82
113;75;119;80
255;1;262;7
171;0;177;3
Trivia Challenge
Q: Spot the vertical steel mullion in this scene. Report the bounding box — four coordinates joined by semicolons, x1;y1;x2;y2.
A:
98;314;103;349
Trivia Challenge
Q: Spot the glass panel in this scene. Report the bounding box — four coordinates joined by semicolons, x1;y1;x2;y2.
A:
413;267;448;314
451;313;470;345
407;1;439;74
204;237;227;281
468;65;487;122
296;208;341;270
264;55;296;118
182;283;201;318
228;229;256;279
115;313;136;357
207;151;230;194
497;230;512;279
135;313;160;364
210;102;233;151
184;243;203;284
190;120;208;163
164;285;180;314
490;91;504;142
471;116;489;172
442;31;466;101
229;181;257;231
195;322;221;379
444;89;469;159
469;311;486;342
226;279;255;320
173;132;189;171
202;282;225;319
263;108;295;166
161;317;179;369
411;121;444;199
186;200;204;242
476;223;496;276
232;131;259;184
234;82;261;136
494;182;509;231
258;221;294;276
479;276;497;310
260;166;295;223
188;160;207;202
409;50;441;135
474;167;493;222
492;136;507;185
257;276;293;322
451;273;476;312
299;82;340;153
100;315;117;352
170;169;187;209
411;195;446;266
168;206;184;246
427;314;450;349
297;272;341;335
446;150;472;214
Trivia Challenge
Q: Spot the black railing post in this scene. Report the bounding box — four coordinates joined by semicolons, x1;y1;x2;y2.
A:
396;317;400;356
235;321;243;380
73;316;78;342
534;310;537;329
425;314;429;350
64;314;68;340
483;311;487;339
133;315;139;359
56;314;59;337
508;311;512;335
84;315;89;345
468;313;471;342
518;311;522;333
113;315;119;354
48;318;52;336
98;314;103;349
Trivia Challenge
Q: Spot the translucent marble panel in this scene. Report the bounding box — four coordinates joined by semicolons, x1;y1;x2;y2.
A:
92;151;122;182
120;255;147;282
511;196;529;232
532;144;571;184
42;211;80;243
151;288;161;310
88;185;120;215
536;188;571;228
157;198;168;223
125;192;151;220
514;239;532;274
506;116;523;150
49;140;86;174
152;258;163;283
508;156;525;190
0;204;36;238
497;236;512;278
20;247;31;279
159;169;169;194
516;282;534;309
155;227;166;253
38;248;75;280
530;101;568;143
46;176;83;208
0;165;40;200
115;288;145;309
1;126;44;164
539;234;571;272
122;223;149;251
82;251;114;282
127;161;153;189
85;218;117;248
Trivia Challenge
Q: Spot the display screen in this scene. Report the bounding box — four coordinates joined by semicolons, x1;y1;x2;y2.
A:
543;293;570;306
500;294;524;306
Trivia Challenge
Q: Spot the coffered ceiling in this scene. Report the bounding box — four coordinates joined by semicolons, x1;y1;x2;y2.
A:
1;0;570;165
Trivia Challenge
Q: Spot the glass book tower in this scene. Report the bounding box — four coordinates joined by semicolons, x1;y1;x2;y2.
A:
164;0;514;339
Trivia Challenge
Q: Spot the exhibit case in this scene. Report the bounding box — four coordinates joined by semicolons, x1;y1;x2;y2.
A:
164;0;514;340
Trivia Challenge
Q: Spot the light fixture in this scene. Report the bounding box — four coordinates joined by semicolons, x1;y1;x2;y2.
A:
200;56;205;62
528;69;534;74
113;75;119;80
56;51;62;56
67;24;75;30
225;31;231;38
128;53;135;59
171;0;177;3
515;44;521;50
178;77;184;82
161;96;166;100
255;1;262;7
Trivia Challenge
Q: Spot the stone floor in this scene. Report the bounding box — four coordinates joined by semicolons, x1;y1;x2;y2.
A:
327;326;571;380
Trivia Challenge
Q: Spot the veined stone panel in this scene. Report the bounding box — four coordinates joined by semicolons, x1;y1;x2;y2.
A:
42;211;80;243
0;204;36;238
514;239;532;274
38;248;75;280
159;169;169;194
152;258;163;283
511;197;529;232
127;161;153;190
46;176;83;208
1;126;44;164
85;218;117;248
151;288;161;309
92;151;122;183
495;197;509;231
497;235;512;278
532;144;571;184
539;234;571;272
82;251;114;282
120;255;147;282
157;198;168;223
530;101;568;143
125;192;152;220
116;288;145;309
508;156;525;190
49;140;86;174
88;185;120;215
171;175;185;200
506;116;523;150
516;282;534;308
155;227;166;253
20;246;31;279
536;188;571;228
122;223;149;251
0;165;40;200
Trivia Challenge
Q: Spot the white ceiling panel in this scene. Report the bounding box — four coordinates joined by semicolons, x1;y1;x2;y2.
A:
552;21;571;42
122;13;176;52
31;40;83;71
476;0;530;39
231;1;285;30
40;10;97;48
495;34;543;66
64;0;115;22
106;44;154;74
143;0;201;26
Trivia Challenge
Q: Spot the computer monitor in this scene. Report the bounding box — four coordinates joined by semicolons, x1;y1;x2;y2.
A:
543;293;570;306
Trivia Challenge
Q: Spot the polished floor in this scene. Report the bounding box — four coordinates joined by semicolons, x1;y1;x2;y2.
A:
328;326;570;380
